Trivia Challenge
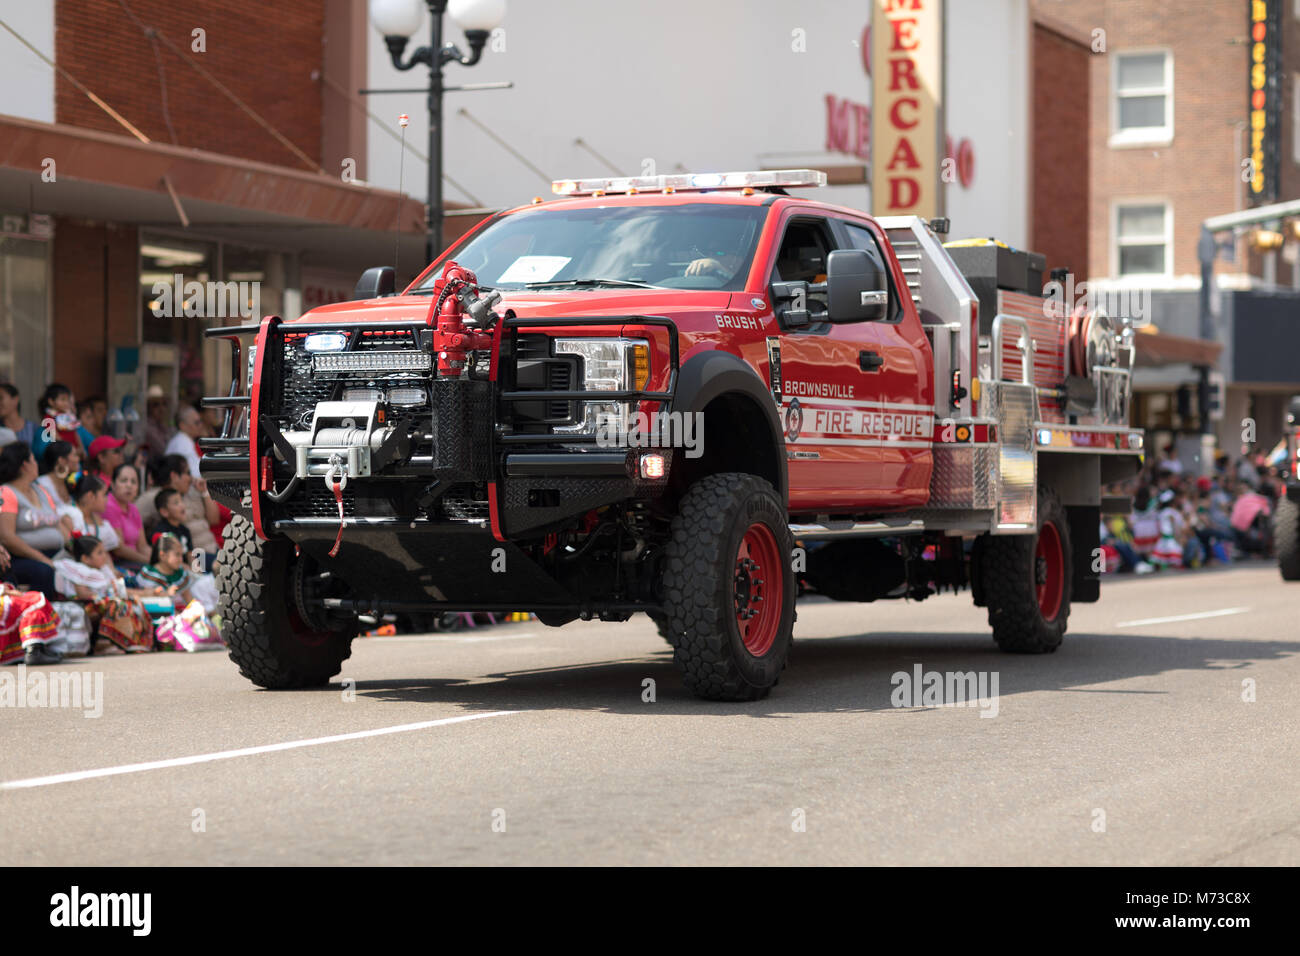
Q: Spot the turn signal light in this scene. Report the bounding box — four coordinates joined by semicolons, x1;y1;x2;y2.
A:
631;343;650;390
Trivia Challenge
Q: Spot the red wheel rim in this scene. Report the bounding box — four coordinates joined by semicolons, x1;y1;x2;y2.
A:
734;521;782;656
1034;521;1064;620
288;607;331;647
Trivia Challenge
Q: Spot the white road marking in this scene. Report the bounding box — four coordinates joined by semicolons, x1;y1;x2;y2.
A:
1115;607;1251;628
0;711;517;791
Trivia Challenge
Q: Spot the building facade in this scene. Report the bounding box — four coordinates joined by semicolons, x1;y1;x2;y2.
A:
0;0;423;421
1034;0;1300;464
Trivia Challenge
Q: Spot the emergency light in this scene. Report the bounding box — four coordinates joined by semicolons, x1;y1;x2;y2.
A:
551;169;827;197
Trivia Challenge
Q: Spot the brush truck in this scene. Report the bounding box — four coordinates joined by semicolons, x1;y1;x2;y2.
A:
201;169;1143;701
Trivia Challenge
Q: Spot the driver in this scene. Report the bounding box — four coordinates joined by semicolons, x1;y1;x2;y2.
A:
685;252;742;278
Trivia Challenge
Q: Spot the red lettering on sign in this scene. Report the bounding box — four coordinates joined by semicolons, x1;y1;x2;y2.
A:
887;136;920;170
889;56;919;92
890;17;919;52
889;178;920;208
890;97;919;130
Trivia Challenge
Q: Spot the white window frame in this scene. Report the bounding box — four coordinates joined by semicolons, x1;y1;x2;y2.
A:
1111;199;1173;279
1110;48;1174;148
1294;73;1300;164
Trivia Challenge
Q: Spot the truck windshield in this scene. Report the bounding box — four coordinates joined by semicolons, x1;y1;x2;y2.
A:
414;203;767;292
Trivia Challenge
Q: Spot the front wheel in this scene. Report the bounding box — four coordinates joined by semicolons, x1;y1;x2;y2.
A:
216;511;357;688
1276;494;1300;581
981;485;1072;653
660;473;796;701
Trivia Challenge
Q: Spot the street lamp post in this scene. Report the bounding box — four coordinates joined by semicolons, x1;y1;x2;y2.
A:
370;0;506;266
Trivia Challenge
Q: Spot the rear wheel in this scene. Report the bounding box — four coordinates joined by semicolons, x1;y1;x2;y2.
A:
217;511;357;688
660;473;796;700
981;485;1072;653
1276;494;1300;581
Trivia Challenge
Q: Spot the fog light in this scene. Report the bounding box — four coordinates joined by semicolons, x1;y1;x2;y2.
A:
640;453;665;479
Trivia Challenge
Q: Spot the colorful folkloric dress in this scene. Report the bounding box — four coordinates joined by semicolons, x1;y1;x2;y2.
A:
0;585;59;664
52;559;154;652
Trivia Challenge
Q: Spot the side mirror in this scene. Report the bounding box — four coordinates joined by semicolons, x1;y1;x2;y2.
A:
826;249;886;322
353;266;396;300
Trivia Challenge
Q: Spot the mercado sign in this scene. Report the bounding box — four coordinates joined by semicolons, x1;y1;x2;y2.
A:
871;0;943;218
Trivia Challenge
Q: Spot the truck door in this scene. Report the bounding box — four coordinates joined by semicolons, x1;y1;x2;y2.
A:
764;213;881;512
830;217;933;509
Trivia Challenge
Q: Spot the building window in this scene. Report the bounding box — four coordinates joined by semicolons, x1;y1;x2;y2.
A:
1111;50;1173;146
1115;203;1170;276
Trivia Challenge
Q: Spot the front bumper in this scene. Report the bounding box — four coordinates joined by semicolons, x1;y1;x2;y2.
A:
200;313;679;539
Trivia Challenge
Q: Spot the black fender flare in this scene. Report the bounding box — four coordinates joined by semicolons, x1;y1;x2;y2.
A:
669;349;788;501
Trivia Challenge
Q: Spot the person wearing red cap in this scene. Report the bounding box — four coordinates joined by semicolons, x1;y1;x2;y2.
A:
87;434;127;482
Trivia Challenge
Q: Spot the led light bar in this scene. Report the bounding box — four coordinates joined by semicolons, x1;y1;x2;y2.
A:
313;351;432;374
551;169;827;197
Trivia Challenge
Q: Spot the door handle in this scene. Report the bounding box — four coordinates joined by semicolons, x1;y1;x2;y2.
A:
859;350;884;372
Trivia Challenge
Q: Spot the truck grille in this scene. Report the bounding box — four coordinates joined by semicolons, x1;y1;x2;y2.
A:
514;334;576;423
277;334;337;430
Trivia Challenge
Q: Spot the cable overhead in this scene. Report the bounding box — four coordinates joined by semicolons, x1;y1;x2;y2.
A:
458;107;552;184
0;17;151;144
573;138;623;176
319;72;482;206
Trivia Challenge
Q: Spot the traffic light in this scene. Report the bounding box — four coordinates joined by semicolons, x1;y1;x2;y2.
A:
1207;372;1225;422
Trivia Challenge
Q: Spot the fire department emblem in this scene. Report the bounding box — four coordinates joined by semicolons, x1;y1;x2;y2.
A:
784;398;803;442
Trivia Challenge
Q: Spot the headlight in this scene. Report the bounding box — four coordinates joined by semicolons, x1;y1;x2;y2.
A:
553;337;650;391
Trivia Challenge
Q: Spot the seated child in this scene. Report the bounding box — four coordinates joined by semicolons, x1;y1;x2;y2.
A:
151;487;194;555
53;535;155;652
139;532;220;614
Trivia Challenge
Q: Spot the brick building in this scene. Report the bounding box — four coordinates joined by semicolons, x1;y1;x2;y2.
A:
0;0;457;428
1033;0;1300;461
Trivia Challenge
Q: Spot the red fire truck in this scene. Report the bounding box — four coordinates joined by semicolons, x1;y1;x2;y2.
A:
201;170;1144;700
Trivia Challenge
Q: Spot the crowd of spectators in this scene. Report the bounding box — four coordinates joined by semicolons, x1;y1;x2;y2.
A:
1101;444;1287;574
0;379;227;665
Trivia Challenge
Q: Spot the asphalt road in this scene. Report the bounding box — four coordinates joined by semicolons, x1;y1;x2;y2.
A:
2;562;1296;865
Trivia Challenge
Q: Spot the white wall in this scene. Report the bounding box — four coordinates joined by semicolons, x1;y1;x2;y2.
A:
365;0;1029;242
943;0;1030;247
0;2;55;123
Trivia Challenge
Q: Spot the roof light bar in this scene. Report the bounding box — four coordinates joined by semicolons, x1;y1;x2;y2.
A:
551;169;827;197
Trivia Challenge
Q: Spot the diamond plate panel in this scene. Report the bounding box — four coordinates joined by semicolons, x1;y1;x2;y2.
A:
994;382;1037;530
928;445;998;510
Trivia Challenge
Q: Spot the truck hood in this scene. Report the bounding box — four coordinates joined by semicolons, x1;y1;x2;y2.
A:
286;288;733;324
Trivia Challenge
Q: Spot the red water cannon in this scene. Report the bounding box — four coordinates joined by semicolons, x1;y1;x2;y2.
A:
426;260;499;377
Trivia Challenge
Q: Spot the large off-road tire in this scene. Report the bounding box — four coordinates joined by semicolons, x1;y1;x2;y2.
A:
660;473;796;701
981;485;1072;653
1276;493;1300;581
216;511;357;688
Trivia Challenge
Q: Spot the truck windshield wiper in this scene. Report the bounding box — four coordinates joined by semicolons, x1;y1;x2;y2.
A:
523;278;658;289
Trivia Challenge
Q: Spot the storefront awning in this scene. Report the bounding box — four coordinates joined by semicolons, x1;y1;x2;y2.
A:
0;114;493;271
1131;328;1222;368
